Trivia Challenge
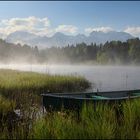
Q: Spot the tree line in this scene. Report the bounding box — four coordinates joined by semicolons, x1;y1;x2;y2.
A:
0;38;140;65
40;38;140;65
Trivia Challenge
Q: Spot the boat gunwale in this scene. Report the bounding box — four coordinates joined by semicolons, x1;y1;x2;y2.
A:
41;93;140;101
42;89;140;96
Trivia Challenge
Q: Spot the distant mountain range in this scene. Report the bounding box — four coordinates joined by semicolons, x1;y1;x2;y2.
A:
6;31;134;49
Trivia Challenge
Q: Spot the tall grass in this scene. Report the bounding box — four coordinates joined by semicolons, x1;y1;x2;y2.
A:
30;103;114;139
0;69;90;94
116;99;140;139
0;69;90;139
2;69;140;139
80;103;116;139
1;99;140;139
0;69;90;109
0;95;15;139
29;100;140;139
0;95;15;115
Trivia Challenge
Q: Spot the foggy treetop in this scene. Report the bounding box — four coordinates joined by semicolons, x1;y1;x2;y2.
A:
0;38;140;65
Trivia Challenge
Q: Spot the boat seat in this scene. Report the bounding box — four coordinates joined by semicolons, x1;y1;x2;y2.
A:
91;95;109;100
132;93;140;96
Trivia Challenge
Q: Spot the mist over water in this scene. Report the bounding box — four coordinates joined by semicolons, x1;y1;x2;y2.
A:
0;64;140;92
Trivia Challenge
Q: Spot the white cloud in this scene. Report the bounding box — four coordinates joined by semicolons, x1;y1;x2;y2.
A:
0;16;51;37
0;17;78;37
55;25;78;34
85;26;114;34
124;27;140;37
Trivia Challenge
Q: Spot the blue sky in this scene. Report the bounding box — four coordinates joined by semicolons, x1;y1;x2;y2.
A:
0;1;140;37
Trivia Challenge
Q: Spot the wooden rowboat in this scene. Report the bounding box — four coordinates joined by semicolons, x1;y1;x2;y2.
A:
41;89;140;111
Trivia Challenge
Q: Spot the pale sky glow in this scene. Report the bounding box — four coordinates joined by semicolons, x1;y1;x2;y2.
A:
0;1;140;38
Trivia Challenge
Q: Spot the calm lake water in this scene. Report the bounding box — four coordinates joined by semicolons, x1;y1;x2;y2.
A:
0;64;140;92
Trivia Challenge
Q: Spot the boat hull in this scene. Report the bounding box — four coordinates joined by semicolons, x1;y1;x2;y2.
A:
42;89;140;112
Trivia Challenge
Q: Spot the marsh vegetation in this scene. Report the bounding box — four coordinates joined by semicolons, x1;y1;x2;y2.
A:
1;70;140;139
1;97;140;139
0;69;90;139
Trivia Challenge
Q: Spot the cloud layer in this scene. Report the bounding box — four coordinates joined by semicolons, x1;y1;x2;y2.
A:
0;16;78;38
0;16;140;39
55;25;78;34
85;27;114;33
0;17;50;36
124;27;140;37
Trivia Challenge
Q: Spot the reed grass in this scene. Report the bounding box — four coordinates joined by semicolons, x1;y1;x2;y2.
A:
2;69;140;139
116;99;140;139
29;100;140;139
1;99;140;139
0;95;15;139
0;69;90;139
0;69;90;108
0;69;90;94
0;95;15;115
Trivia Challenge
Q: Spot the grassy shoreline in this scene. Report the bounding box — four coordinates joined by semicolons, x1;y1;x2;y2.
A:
0;69;90;105
0;69;90;139
0;69;90;93
2;69;140;139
